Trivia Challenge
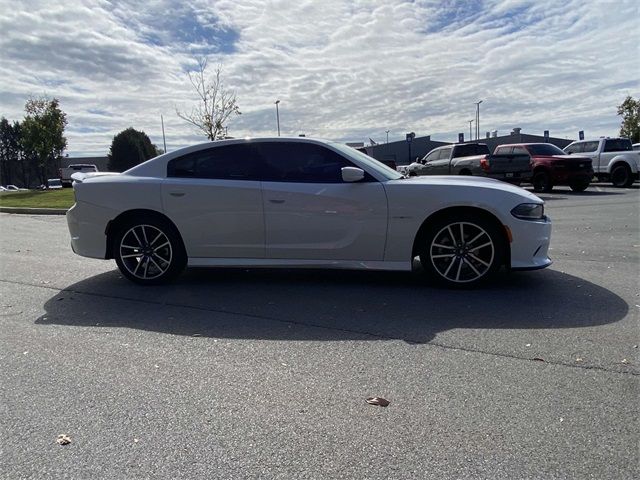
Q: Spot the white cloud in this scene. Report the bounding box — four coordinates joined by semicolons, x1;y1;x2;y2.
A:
0;0;638;155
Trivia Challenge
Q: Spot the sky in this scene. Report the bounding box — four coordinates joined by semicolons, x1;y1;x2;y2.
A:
1;0;638;156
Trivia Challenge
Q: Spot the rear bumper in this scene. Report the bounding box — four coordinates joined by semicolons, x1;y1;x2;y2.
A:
67;201;116;259
487;171;532;182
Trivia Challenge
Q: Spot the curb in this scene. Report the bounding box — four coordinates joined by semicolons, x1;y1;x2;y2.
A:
0;207;68;215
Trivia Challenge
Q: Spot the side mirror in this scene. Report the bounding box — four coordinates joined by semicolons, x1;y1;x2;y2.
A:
341;167;365;182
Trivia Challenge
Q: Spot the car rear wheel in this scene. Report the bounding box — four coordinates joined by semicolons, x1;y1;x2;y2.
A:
113;217;186;285
532;171;552;192
419;214;505;287
610;164;633;188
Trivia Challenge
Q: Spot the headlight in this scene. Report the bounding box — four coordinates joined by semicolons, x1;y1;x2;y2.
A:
511;203;544;220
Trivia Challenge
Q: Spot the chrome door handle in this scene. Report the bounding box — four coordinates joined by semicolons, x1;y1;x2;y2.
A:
169;192;185;197
269;199;285;204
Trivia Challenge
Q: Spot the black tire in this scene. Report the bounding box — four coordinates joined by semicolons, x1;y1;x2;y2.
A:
610;164;633;188
532;171;552;192
113;216;186;285
569;178;590;192
419;213;506;287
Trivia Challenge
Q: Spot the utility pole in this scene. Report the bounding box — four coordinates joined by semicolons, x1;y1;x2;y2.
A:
161;114;167;152
474;100;483;140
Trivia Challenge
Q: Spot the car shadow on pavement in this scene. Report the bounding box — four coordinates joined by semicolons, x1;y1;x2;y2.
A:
36;267;628;345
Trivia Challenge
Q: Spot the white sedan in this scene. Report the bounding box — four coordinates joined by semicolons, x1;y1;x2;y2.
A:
67;137;551;287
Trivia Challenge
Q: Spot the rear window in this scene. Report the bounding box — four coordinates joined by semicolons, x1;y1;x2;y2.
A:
453;144;490;158
604;139;632;152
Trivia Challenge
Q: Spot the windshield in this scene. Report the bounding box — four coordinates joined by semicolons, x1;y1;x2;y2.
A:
329;142;403;180
526;144;566;156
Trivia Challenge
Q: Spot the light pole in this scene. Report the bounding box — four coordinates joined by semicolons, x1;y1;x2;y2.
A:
385;130;390;144
468;119;474;142
474;100;483;140
275;100;281;136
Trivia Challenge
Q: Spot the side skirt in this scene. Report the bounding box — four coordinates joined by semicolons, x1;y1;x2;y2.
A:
187;258;412;271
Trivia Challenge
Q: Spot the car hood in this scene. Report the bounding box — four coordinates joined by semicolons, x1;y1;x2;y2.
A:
541;154;591;162
393;175;543;202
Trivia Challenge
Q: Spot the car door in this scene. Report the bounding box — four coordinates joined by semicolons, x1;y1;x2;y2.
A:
416;149;444;175
257;141;388;261
161;143;265;259
427;147;453;175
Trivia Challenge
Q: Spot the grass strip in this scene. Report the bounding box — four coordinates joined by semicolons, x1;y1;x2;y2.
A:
0;189;75;209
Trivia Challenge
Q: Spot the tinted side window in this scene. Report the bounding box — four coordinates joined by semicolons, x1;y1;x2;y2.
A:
582;141;599;153
167;144;260;180
438;148;453;160
512;146;528;155
565;143;583;154
424;151;439;162
494;146;511;155
256;142;354;183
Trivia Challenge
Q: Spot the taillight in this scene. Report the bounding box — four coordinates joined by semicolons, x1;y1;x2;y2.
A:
480;156;490;172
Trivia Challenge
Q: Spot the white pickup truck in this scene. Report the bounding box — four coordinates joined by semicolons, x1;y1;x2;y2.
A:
59;164;98;187
563;137;639;187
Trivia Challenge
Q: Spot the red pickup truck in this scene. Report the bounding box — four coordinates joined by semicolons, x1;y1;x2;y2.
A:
494;143;593;192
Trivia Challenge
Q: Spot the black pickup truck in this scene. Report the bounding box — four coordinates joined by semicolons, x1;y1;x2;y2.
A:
406;143;532;183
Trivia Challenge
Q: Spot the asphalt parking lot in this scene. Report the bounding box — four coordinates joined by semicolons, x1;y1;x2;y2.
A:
1;183;638;479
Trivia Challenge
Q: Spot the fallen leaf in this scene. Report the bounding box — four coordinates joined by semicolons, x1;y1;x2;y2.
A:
56;434;71;445
532;357;545;362
621;359;629;364
366;397;390;407
575;358;583;363
525;343;531;347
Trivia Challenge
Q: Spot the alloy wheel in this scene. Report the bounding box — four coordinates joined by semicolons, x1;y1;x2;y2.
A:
429;221;495;284
118;224;173;280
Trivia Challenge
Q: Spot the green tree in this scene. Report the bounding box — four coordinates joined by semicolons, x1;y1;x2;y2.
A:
21;97;68;187
0;118;23;186
617;96;640;143
176;58;241;140
108;127;159;172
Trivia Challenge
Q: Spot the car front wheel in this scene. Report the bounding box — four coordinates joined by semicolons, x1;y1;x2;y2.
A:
419;214;505;287
113;217;186;285
532;171;552;192
569;178;590;192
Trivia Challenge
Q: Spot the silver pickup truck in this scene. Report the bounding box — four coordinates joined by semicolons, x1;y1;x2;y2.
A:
564;137;639;187
406;143;532;183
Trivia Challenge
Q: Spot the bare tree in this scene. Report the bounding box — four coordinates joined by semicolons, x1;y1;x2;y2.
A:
177;59;241;141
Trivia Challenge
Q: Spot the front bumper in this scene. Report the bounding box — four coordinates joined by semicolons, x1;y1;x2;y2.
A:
508;215;552;270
